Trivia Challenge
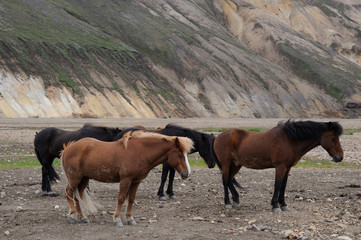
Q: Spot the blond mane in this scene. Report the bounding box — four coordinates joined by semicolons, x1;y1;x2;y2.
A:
121;130;193;153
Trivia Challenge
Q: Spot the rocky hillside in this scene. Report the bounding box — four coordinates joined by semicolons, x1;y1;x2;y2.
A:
0;0;360;118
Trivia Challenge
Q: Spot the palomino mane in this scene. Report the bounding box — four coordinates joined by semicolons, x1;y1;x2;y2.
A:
122;130;193;153
280;120;343;142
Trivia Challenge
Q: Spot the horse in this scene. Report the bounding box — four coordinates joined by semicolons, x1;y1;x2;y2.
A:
34;124;122;196
60;131;193;227
116;124;217;200
213;120;344;212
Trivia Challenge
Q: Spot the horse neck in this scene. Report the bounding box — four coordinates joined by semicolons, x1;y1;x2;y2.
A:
136;140;176;169
161;128;200;152
294;137;321;158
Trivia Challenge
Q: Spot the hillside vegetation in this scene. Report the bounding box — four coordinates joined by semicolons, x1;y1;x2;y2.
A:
0;0;360;118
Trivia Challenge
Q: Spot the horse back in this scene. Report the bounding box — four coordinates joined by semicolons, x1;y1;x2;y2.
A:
214;129;248;160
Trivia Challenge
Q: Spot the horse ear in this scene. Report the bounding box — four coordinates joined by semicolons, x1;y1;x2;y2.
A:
175;137;181;148
327;122;333;130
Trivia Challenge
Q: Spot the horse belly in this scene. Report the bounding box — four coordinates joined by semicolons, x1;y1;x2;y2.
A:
237;155;273;169
83;164;121;183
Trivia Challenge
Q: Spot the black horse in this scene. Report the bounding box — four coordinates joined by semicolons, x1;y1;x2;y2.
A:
34;124;121;196
116;124;217;200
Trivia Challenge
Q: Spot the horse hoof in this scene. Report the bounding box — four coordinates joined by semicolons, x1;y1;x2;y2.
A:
67;217;77;224
281;206;290;211
159;196;167;201
42;191;59;197
114;221;123;227
225;204;233;209
272;208;282;213
232;202;240;207
128;220;137;226
169;195;177;200
80;218;90;223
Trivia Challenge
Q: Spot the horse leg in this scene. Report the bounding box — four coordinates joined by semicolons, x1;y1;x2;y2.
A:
166;167;176;199
75;177;90;223
113;181;131;227
232;178;244;190
228;164;241;206
219;156;233;209
271;166;287;213
42;156;60;197
278;168;291;211
65;183;77;224
157;163;170;201
126;182;141;226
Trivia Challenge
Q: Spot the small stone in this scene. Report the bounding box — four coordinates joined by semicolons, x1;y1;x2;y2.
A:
220;214;225;218
337;236;352;240
54;205;59;209
308;225;317;231
283;229;299;239
248;225;261;231
140;217;146;220
248;219;257;224
16;206;23;212
192;217;205;221
4;230;10;236
148;219;157;224
283;230;293;238
327;198;332;202
0;192;5;198
324;218;333;222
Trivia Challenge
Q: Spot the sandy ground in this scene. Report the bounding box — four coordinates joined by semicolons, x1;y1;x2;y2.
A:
0;118;360;240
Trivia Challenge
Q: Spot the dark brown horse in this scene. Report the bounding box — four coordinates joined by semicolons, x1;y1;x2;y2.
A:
214;120;344;212
61;131;193;227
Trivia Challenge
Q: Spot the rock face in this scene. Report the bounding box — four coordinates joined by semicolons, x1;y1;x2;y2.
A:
0;0;360;118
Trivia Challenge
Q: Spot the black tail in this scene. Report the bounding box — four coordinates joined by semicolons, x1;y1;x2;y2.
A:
34;146;59;183
48;165;60;183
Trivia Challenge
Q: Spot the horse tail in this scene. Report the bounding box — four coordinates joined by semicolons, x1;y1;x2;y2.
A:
74;188;100;215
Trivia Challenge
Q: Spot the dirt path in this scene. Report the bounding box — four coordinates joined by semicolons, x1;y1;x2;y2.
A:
0;118;360;239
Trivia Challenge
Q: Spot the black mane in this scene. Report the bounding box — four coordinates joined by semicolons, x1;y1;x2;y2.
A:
281;120;343;142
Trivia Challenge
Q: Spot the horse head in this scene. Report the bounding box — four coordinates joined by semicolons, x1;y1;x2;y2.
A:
320;122;344;162
198;133;216;169
110;127;123;140
167;137;193;179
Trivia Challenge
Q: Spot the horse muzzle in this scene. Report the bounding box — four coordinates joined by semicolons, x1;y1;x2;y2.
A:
181;171;189;180
207;161;216;169
332;155;343;163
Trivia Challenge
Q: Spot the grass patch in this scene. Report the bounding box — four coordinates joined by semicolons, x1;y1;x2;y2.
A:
0;156;61;169
203;128;262;133
343;128;361;135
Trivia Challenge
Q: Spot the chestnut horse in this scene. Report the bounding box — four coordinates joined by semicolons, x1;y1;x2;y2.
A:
60;131;193;227
115;124;217;200
214;120;344;212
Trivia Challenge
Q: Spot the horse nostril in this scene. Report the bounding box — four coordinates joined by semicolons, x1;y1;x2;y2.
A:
181;172;188;179
333;155;343;162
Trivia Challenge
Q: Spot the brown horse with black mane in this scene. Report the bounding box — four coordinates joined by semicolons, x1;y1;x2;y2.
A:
60;131;193;227
214;120;344;212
